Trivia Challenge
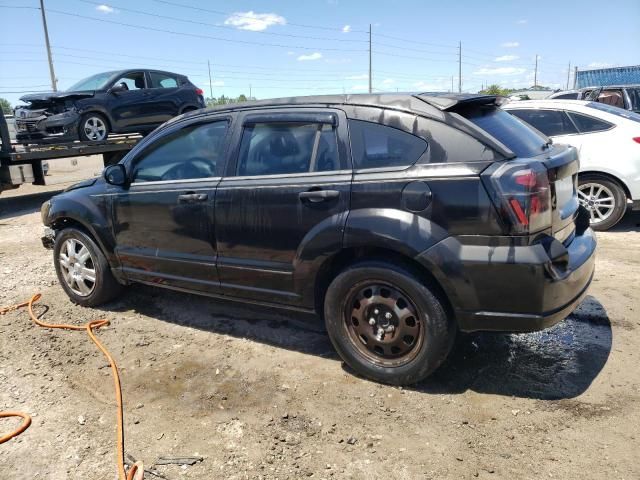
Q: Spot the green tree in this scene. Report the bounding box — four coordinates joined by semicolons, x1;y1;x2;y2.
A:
0;98;12;115
205;94;252;107
482;84;505;95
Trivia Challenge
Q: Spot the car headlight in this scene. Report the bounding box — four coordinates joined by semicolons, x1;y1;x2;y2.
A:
41;200;51;224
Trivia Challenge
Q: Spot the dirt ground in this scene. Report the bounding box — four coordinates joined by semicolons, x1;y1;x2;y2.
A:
1;160;639;480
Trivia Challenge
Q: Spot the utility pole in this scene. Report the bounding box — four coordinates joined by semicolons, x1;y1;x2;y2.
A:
451;76;454;93
458;41;462;93
207;60;213;99
249;84;252;99
39;0;57;91
573;66;578;89
368;24;372;94
534;54;538;87
566;61;571;90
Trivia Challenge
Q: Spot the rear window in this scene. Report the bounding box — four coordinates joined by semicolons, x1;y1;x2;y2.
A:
586;102;640;123
348;119;427;169
463;107;547;157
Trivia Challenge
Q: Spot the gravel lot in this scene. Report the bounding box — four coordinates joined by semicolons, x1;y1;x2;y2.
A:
1;161;639;480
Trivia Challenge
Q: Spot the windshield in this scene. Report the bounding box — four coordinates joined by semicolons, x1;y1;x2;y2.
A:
587;101;640;123
66;72;117;92
462;107;548;157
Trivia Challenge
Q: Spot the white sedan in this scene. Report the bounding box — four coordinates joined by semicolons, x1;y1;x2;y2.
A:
503;100;640;230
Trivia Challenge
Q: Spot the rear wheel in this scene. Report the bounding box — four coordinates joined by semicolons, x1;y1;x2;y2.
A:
577;174;627;231
324;261;454;385
54;228;122;306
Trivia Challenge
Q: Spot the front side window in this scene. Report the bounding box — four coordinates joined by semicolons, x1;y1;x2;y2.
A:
237;122;338;176
567;112;613;133
348;119;427;170
132;121;228;182
509;109;578;137
113;72;146;91
149;72;179;89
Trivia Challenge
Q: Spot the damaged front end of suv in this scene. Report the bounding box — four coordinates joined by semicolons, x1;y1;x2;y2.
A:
14;92;94;144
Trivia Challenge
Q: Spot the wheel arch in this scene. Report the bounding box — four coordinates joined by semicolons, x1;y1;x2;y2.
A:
580;170;632;200
313;246;455;324
78;108;114;133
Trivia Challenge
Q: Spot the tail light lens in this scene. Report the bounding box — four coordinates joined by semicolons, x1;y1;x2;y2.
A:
484;162;552;234
633;137;640;144
195;88;204;96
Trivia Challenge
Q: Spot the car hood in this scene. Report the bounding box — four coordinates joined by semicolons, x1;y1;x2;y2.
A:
19;91;95;104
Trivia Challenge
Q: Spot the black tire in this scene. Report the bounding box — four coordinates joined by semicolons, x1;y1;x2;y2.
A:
53;227;123;307
78;112;110;142
324;261;454;385
578;174;627;231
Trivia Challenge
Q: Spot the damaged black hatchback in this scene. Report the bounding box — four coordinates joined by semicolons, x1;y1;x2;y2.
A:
15;69;205;144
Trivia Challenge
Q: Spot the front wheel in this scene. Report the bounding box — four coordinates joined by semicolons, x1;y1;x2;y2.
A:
53;228;123;306
78;113;110;142
577;174;627;231
324;261;454;385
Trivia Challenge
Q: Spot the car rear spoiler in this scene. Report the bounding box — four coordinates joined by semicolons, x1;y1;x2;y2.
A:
414;93;507;112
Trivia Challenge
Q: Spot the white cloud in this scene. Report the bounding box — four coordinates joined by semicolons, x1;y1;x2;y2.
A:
473;67;527;76
342;25;351;33
501;41;520;48
495;55;519;62
286;51;295;56
345;74;368;80
224;11;286;31
95;4;115;14
516;19;528;24
297;52;323;61
382;78;395;85
350;84;369;92
588;62;612;68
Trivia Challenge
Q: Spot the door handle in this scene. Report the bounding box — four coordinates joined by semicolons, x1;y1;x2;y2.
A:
178;192;208;204
299;189;340;203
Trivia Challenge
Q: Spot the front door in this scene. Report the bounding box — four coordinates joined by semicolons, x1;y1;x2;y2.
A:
112;118;230;294
215;109;352;307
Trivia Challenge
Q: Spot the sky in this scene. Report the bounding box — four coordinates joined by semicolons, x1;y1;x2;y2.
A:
0;0;639;106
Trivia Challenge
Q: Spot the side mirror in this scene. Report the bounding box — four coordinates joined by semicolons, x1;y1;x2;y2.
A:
108;83;127;95
103;164;127;186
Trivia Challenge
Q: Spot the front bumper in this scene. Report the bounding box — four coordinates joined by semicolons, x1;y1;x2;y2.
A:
15;111;80;144
416;228;597;333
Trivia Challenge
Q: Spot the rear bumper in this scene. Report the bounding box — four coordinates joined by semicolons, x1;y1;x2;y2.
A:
416;228;597;333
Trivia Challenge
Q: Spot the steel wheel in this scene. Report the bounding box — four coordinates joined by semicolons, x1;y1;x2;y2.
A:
82;115;107;141
578;182;616;225
345;282;425;367
58;238;96;297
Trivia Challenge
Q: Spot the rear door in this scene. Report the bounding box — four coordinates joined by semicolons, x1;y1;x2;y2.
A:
143;71;184;124
112;116;231;294
214;108;351;307
107;71;151;130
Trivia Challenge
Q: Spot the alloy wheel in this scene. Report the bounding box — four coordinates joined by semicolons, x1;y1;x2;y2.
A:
345;282;425;367
578;182;615;225
83;116;107;141
58;238;96;297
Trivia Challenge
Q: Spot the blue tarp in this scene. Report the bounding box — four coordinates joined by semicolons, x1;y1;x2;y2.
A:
576;65;640;88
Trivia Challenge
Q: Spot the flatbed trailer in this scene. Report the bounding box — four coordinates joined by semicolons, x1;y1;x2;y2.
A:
0;110;141;193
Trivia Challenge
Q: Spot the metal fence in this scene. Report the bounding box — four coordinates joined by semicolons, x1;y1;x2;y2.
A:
575;65;640;88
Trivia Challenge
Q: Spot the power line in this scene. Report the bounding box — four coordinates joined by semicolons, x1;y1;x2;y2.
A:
76;0;368;43
152;0;368;33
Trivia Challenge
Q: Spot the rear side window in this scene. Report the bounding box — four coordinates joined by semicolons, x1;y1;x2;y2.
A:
149;72;179;89
463;107;546;157
567;112;613;133
509;109;578;137
237;122;339;176
348;120;427;170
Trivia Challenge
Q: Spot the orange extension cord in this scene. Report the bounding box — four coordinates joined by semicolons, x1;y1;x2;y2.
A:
0;294;143;480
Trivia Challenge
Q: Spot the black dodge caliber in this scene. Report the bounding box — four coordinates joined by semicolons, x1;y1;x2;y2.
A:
40;93;596;385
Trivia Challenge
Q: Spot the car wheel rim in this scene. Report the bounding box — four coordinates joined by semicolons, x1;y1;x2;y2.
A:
344;281;425;368
578;182;616;225
83;117;107;141
58;238;96;297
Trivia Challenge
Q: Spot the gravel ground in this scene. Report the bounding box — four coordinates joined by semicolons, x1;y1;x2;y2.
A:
1;163;639;480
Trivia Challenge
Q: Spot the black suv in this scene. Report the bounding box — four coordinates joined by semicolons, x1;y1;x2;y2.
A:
15;69;205;144
40;94;596;385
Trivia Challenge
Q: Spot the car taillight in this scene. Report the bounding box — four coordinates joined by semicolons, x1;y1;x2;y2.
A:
195;88;204;96
484;162;552;234
633;137;640;144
